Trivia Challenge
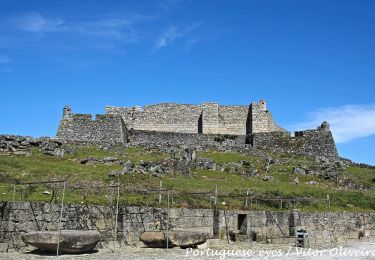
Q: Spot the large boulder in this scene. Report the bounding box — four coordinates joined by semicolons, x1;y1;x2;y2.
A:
139;231;166;248
140;231;209;249
169;231;209;248
21;230;101;253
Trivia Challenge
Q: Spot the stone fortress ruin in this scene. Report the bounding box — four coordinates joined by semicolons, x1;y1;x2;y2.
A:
57;100;338;158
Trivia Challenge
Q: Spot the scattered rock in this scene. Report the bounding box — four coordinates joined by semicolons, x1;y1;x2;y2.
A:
293;167;307;175
263;175;273;181
102;157;119;164
108;170;121;177
140;160;149;167
43;148;64;158
196;158;215;170
79;157;122;165
343;178;356;190
122;160;134;174
180;147;196;162
152;172;162;178
79;158;92;164
323;167;338;180
292;177;299;185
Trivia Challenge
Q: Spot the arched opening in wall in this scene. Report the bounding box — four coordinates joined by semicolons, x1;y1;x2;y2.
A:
198;113;203;134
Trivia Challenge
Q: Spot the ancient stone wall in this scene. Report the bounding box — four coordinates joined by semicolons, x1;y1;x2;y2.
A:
218;105;250;135
0;201;374;252
106;104;202;134
250;101;286;133
0;135;64;157
57;107;127;144
106;101;284;135
55;103;338;158
201;103;219;134
128;130;246;148
248;123;338;158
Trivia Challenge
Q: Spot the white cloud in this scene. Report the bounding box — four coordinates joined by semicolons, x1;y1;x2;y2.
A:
291;104;375;143
0;53;11;63
72;15;147;43
3;12;150;42
154;23;201;50
155;25;183;48
11;12;64;33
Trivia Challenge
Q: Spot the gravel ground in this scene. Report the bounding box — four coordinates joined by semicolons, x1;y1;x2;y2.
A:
3;241;375;259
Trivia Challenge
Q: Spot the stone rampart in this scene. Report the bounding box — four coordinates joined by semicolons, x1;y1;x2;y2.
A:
106;100;284;136
248;122;338;158
128;130;246;148
57;107;127;144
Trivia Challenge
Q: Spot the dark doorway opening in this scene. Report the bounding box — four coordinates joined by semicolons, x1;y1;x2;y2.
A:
213;209;219;238
246;107;252;135
238;214;247;234
198;113;203;134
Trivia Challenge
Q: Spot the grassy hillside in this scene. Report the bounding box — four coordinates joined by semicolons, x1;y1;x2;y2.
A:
0;145;374;212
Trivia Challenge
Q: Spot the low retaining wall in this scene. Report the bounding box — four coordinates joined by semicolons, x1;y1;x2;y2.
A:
0;201;374;252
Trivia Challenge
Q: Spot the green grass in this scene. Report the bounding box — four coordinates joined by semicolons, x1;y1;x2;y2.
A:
0;145;374;211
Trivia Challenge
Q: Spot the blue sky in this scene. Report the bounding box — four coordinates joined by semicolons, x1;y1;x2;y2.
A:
0;0;374;164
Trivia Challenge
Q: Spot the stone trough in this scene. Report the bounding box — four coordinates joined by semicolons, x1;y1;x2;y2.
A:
21;230;101;253
140;231;209;248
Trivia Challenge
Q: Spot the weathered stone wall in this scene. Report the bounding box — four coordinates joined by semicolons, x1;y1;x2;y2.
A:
0;201;374;252
250;101;286;133
0;135;64;157
248;123;338;158
54;103;338;158
57;107;127;144
202;103;219;134
106;104;202;134
128;130;247;148
218;105;250;135
106;101;284;136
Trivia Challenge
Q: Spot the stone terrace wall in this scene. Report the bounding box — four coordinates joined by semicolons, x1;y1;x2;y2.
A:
0;201;374;252
249;127;338;158
57;113;127;144
0;201;216;251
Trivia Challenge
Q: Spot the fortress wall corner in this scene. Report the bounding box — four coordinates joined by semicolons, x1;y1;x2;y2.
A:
250;101;286;133
57;107;127;144
250;124;338;158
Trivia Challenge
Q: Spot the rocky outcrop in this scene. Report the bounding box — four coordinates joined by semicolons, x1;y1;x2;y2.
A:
21;230;101;253
0;135;64;157
139;231;209;248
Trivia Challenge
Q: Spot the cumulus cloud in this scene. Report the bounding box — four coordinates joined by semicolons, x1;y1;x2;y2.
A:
291;104;375;143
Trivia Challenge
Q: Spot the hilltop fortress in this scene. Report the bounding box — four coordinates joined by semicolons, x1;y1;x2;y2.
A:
57;100;338;158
